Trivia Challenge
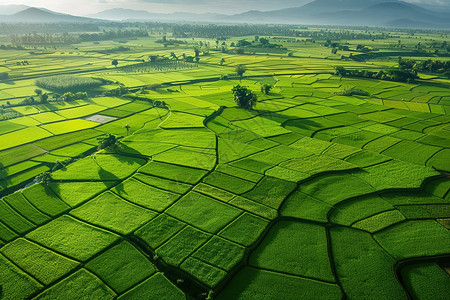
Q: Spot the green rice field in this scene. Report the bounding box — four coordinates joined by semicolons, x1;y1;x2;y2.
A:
0;23;449;300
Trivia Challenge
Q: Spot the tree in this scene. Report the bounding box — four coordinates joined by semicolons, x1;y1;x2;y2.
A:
97;133;118;150
112;59;118;68
259;38;269;46
220;58;225;66
35;172;52;186
62;92;75;101
39;93;49;103
260;83;273;95
34;89;42;95
232;85;257;109
235;65;246;78
170;52;178;61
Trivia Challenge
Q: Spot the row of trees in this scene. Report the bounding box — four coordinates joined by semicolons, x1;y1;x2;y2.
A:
9;30;149;46
0;23;99;35
399;58;450;75
335;67;418;83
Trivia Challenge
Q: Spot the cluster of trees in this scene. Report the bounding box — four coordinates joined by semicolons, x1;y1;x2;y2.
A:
10;29;148;46
399;58;450;75
335;66;418;83
59;92;88;101
335;88;370;97
16;60;30;66
35;172;52;185
10;32;81;45
299;29;390;41
260;83;273;95
232;85;257;109
103;86;129;97
171;24;303;39
79;29;148;42
0;44;25;50
97;134;118;151
155;35;187;47
52;158;74;172
17;90;88;106
234;37;288;54
171;25;391;41
117;59;197;73
235;65;246;78
36;75;102;92
0;23;99;35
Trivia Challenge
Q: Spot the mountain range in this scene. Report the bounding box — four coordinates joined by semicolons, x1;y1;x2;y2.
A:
0;0;449;29
0;7;101;23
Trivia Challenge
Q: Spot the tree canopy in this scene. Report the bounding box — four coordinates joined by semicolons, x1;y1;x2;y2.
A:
232;85;257;109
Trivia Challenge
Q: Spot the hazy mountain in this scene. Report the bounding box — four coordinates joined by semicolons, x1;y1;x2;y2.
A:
228;0;450;28
88;8;158;21
296;0;399;14
0;7;102;23
0;0;449;29
0;4;29;15
89;8;224;22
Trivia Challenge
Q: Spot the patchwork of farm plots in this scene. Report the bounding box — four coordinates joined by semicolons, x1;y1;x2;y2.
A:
0;32;450;299
0;71;449;299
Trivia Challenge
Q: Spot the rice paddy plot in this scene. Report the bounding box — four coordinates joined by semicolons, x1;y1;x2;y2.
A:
26;215;120;262
0;126;53;151
52;154;146;181
166;191;242;234
40;119;98;135
250;221;335;282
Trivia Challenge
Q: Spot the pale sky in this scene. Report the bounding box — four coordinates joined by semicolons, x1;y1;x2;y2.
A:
1;0;448;16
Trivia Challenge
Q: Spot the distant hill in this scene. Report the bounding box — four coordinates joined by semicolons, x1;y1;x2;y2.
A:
0;7;103;23
0;4;29;15
296;0;398;14
227;0;450;29
89;8;224;22
0;0;449;29
88;8;158;21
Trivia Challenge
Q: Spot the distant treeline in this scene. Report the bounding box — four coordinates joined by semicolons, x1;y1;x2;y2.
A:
399;58;450;75
9;29;149;45
172;24;306;39
0;23;99;35
172;24;391;40
335;66;418;83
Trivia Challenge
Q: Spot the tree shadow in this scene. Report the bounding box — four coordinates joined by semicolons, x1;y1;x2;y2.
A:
116;142;145;157
0;162;8;180
2;80;16;86
92;155;126;194
42;182;60;199
97;166;121;182
255;109;322;132
36;102;59;112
